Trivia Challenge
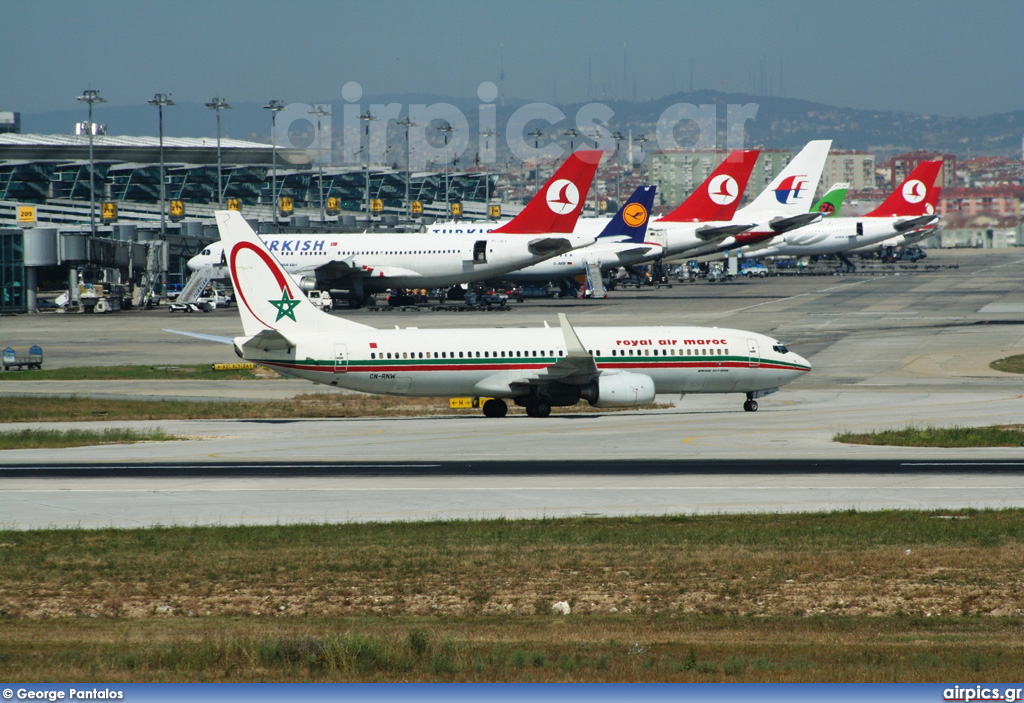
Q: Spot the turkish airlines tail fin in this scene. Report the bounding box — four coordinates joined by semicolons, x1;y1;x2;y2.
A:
214;210;370;339
657;150;760;222
493;150;602;234
736;139;832;219
598;185;657;242
866;161;943;217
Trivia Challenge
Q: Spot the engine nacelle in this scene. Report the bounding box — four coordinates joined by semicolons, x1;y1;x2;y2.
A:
580;372;656;408
297;276;318;292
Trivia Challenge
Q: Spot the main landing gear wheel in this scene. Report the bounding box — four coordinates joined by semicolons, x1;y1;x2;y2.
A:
743;399;758;412
482;398;508;418
526;401;551;418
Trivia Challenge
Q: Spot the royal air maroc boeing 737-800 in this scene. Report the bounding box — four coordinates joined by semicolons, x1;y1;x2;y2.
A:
184;210;811;418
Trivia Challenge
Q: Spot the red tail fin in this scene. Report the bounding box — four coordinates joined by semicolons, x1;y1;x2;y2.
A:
866;161;943;217
493;150;602;234
656;150;760;223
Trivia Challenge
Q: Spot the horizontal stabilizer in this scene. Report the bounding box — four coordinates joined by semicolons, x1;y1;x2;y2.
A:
164;329;234;345
695;223;757;241
893;214;940;233
769;212;822;233
528;236;576;256
240;328;297;354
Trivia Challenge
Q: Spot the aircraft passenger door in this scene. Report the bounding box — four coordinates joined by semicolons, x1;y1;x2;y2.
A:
473;240;488;263
333;344;349;373
746;338;760;367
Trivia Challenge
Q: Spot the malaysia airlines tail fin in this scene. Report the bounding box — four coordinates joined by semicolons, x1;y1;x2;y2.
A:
736;139;832;219
597;185;657;242
866;161;943;217
214;210;370;340
657;150;760;223
812;182;848;217
493;150;602;234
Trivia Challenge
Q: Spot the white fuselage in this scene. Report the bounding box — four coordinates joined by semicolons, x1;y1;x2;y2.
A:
189;231;594;293
236;323;810;398
503;238;661;281
740;217;906;258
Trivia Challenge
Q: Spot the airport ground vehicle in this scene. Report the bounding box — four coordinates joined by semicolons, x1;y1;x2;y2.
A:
307;290;333;311
740;261;769;278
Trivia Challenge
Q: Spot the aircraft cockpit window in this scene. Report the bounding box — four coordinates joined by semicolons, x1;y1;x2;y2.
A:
773;344;789;354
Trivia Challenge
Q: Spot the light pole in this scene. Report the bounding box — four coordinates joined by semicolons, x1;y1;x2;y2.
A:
359;109;378;223
612;131;626;206
205;97;231;207
528;127;544;188
479;127;495;210
589;128;603;216
77;89;105;237
564;127;581;152
147;93;175;238
309;106;330;226
262;100;285;227
437;121;454;217
636;134;649;183
396;116;416;217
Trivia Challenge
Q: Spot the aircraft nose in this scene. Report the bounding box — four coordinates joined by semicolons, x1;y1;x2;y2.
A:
186;252;204;271
792;352;811;373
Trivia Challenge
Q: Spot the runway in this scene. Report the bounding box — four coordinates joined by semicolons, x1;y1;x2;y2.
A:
3;459;1024;530
2;249;1023;528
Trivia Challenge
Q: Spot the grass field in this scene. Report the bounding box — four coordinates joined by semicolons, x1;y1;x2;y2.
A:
1;509;1022;681
834;425;1024;447
990;354;1024;374
0;427;180;450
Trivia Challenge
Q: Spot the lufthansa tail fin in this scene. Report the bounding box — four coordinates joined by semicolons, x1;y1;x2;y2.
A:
657;149;760;223
866;161;943;217
493;150;602;234
214;210;370;340
597;185;657;242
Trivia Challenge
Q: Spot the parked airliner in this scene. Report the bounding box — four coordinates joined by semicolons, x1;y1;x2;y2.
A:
188;151;603;307
203;210;811;418
740;161;943;260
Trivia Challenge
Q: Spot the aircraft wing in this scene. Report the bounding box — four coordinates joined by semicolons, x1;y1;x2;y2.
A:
695;223;757;241
314;260;424;280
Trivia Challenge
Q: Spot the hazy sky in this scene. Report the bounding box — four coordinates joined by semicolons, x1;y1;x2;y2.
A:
2;0;1022;117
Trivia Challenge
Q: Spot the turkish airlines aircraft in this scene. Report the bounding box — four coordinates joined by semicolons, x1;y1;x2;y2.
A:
203;210;811;417
188;151;603;307
740;161;943;259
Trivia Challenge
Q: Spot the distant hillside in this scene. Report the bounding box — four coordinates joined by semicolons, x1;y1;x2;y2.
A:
15;90;1024;159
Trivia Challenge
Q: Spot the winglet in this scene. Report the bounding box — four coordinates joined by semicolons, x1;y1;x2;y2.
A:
558;313;591;359
493;151;602;234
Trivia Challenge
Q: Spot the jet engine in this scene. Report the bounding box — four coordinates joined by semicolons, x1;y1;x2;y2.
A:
297;276;318;292
580;372;656;408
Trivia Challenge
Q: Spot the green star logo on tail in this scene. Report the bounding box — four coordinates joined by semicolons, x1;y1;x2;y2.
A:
269;287;301;322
